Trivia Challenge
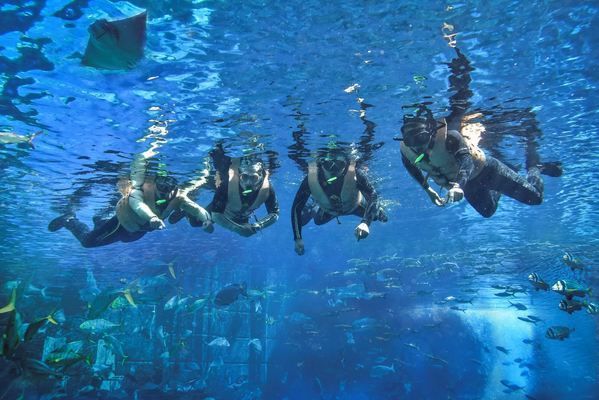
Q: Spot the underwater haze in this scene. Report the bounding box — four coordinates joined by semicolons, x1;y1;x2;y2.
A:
1;0;598;399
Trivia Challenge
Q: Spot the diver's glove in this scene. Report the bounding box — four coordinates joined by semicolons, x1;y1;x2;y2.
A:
354;222;370;241
294;239;305;256
202;220;214;233
446;182;464;203
149;216;166;230
425;186;445;207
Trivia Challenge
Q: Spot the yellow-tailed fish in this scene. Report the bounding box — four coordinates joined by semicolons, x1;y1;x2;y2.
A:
0;288;17;314
122;288;137;307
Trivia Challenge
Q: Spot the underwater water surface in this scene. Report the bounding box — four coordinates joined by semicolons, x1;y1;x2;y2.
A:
0;0;598;399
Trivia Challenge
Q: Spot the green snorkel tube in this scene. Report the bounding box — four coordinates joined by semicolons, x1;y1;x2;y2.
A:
414;153;425;164
156;199;167;205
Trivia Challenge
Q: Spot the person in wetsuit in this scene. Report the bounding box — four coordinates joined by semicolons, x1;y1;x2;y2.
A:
48;154;213;247
291;146;387;256
179;144;280;237
397;47;562;218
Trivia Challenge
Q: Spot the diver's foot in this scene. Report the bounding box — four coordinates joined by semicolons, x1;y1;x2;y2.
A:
377;207;388;223
538;161;563;177
48;214;74;232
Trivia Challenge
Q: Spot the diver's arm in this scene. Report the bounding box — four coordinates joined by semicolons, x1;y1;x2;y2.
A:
401;152;444;206
401;153;429;189
128;150;161;224
446;47;474;131
355;170;379;226
128;188;159;223
254;187;280;230
129;148;155;189
210;143;231;175
446;130;475;188
178;195;211;225
291;178;311;241
212;213;255;237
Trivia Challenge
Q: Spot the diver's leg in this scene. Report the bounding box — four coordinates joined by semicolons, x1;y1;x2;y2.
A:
464;167;501;218
63;216;124;248
485;156;543;205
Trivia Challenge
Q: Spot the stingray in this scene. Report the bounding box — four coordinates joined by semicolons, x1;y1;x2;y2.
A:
82;11;147;70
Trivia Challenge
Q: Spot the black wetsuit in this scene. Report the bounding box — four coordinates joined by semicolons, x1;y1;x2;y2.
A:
62;215;147;248
402;48;544;218
291;166;381;241
188;147;279;227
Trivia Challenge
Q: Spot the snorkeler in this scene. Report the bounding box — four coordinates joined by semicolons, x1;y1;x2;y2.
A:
287;95;387;256
290;145;387;256
174;143;280;237
48;152;213;247
396;47;562;218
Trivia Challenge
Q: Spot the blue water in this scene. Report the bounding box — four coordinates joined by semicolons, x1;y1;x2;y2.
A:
1;0;598;398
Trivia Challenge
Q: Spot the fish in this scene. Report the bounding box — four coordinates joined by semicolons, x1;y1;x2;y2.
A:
404;342;420;351
559;298;585;314
2;310;22;357
0;130;43;148
24;310;60;341
45;348;89;369
585;302;599;314
551;280;591;299
526;315;543;323
496;346;510;355
168;262;176;279
528;273;550;291
494;291;515;298
79;318;119;333
88;288;122;319
185;298;208;313
214;283;248;306
546;326;574;340
22;358;63;377
500;379;524;391
164;295;179;311
248;338;262;352
424;353;448;365
517;317;538;325
82;11;147;70
509;301;528;311
370;364;395;378
103;335;127;361
208;337;230;347
562;252;584;271
0;288;17;314
351;317;379;332
450;306;467;313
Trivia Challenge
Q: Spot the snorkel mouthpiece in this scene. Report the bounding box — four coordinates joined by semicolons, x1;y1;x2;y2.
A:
242;189;253;195
326;176;338;184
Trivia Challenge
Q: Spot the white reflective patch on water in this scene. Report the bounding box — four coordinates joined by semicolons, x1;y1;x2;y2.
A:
459;306;533;398
192;8;212;26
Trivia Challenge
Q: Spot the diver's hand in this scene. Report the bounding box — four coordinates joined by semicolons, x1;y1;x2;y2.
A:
149;216;166;230
425;186;445;207
446;183;464;204
202;220;214;233
294;239;305;256
250;223;262;234
354;222;370;241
